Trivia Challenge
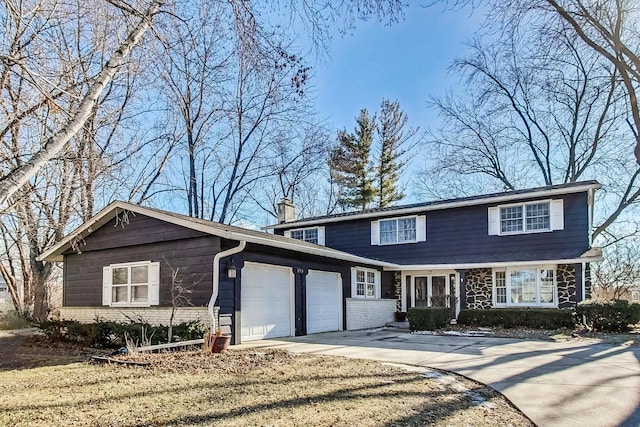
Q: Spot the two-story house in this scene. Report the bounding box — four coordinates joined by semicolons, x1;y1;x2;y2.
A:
39;181;601;345
267;181;602;325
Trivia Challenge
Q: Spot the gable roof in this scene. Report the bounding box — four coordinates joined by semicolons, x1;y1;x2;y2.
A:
38;201;398;268
265;180;601;230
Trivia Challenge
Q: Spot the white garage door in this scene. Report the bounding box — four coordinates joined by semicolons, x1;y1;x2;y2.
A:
306;270;342;334
241;262;293;342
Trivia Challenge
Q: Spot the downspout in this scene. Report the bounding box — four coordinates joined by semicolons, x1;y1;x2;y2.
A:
208;240;246;330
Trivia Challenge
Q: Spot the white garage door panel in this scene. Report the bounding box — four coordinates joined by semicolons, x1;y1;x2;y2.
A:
241;263;292;341
306;270;342;334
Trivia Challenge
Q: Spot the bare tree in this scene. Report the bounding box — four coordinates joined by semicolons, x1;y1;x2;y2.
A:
592;241;640;301
0;0;165;208
419;20;639;242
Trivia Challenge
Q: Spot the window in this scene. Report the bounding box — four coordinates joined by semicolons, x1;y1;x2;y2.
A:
352;267;380;299
285;227;324;245
371;215;426;245
489;199;563;236
493;267;556;307
103;261;159;307
500;202;550;234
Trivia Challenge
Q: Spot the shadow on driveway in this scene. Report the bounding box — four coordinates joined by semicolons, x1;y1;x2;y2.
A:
239;329;640;427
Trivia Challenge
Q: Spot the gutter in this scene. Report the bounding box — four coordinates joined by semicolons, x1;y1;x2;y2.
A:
208;240;246;331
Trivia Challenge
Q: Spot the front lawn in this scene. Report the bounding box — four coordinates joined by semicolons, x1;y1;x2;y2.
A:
0;348;533;426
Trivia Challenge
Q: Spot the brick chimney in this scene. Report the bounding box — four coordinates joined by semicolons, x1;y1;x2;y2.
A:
277;198;295;223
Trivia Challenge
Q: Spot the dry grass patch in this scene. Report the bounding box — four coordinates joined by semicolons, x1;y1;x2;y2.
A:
0;348;533;426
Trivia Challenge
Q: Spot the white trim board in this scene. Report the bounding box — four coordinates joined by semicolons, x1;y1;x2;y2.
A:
386;254;603;271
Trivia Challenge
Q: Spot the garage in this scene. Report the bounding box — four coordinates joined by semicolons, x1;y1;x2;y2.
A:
241;262;293;342
306;270;342;334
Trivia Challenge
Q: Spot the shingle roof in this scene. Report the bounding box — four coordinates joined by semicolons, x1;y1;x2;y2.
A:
267;180;601;229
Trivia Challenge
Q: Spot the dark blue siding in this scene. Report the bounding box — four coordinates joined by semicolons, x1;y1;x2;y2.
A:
282;192;590;264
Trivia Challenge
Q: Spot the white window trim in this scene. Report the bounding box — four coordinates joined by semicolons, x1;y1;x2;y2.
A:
371;215;426;246
103;261;159;307
489;199;563;236
492;265;557;307
284;226;325;245
351;267;381;299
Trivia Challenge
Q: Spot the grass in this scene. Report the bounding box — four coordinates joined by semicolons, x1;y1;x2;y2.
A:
0;310;31;330
0;348;533;426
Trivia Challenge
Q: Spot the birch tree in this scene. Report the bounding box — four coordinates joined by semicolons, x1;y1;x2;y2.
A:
0;0;165;208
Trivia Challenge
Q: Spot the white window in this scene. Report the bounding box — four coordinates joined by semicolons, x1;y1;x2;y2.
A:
371;215;426;245
488;199;563;236
103;261;159;307
285;226;325;245
632;290;640;302
0;281;7;292
351;267;380;299
492;267;557;307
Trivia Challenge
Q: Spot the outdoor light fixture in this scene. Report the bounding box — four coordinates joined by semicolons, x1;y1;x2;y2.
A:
227;262;237;279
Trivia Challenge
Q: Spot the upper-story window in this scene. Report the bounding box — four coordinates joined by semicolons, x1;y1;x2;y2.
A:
285;226;325;245
103;261;160;307
371;215;426;245
489;199;563;236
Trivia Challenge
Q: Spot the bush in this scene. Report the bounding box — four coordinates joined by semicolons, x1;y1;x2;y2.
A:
38;319;208;348
457;308;575;329
407;307;450;331
575;300;640;332
0;311;32;330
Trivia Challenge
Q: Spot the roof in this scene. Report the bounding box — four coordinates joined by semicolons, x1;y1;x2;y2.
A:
265;180;601;230
37;201;397;268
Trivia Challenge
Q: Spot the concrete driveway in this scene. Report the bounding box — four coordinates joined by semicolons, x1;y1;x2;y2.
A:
237;329;640;427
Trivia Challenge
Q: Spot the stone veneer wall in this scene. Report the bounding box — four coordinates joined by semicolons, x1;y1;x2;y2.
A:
465;268;493;309
394;271;402;311
557;264;576;308
584;263;592;300
58;306;215;328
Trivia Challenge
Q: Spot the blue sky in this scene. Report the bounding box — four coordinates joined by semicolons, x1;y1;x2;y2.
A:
310;2;483;194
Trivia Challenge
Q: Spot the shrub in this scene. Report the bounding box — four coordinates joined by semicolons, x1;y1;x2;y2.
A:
37;319;208;348
575;300;640;332
0;311;31;330
457;308;575;329
407;307;450;331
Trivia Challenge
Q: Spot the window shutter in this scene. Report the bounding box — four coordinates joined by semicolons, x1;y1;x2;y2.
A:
370;221;380;245
416;215;427;242
551;199;564;230
488;207;500;235
148;262;160;306
284;230;291;238
102;266;111;306
350;267;357;297
375;271;381;298
317;227;325;245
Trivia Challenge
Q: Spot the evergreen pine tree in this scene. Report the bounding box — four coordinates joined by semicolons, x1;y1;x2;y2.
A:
376;99;410;208
329;109;376;210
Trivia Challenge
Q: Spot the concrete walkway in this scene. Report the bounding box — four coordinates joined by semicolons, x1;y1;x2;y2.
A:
237;329;640;427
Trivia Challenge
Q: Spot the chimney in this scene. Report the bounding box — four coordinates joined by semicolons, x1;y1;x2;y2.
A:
277;198;296;223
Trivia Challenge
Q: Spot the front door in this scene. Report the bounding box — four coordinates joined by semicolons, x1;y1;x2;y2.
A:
408;274;451;309
431;276;446;306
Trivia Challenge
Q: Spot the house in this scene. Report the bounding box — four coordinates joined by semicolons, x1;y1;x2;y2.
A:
266;181;602;316
38;202;395;344
39;180;602;345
